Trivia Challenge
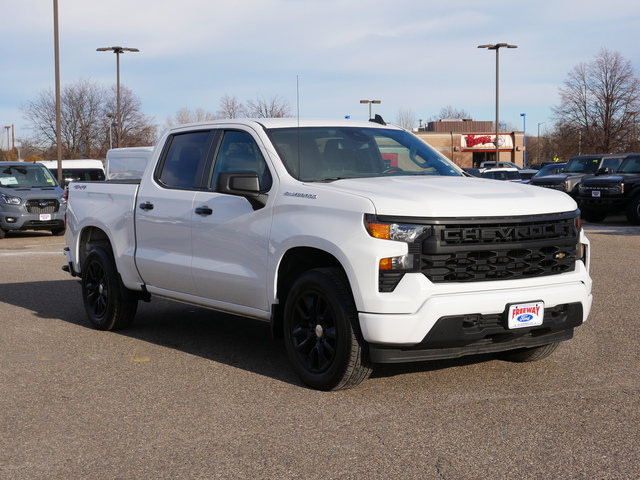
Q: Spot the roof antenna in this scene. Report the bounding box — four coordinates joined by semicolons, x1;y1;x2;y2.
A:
370;114;386;126
297;75;301;179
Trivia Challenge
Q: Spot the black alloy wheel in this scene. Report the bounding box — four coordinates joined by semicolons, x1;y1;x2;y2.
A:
284;268;372;391
82;246;137;331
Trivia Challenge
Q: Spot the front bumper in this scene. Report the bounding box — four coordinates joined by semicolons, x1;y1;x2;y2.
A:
0;212;65;232
578;196;626;209
368;303;581;363
359;278;591;348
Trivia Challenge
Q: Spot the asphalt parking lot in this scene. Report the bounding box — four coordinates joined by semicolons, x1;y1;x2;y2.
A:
1;219;639;479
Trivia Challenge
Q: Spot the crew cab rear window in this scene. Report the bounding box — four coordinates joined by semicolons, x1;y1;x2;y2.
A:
158;130;213;189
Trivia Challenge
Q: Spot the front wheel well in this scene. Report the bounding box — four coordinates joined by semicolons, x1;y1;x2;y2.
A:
271;247;346;339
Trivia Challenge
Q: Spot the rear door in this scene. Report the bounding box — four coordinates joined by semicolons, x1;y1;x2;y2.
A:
135;128;217;295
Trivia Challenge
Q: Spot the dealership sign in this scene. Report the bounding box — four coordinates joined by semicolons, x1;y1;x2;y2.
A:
462;134;513;150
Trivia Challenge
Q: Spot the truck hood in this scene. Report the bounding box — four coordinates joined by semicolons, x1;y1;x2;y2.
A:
581;174;640;184
314;176;577;217
530;173;575;183
0;186;64;199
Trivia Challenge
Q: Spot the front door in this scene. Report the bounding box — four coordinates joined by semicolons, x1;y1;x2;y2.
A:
190;129;274;311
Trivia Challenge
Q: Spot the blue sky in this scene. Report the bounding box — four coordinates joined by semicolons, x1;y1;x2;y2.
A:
2;0;640;146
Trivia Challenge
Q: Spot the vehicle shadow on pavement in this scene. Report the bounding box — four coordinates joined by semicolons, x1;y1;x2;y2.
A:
0;278;495;388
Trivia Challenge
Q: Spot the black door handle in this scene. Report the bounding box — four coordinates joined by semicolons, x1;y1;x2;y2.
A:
195;206;213;216
139;201;154;211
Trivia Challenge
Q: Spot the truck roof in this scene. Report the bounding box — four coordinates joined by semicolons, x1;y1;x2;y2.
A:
164;117;400;132
38;159;104;170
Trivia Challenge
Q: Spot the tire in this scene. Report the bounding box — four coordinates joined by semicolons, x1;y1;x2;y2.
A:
81;246;138;331
0;228;5;239
51;228;66;236
625;195;640;225
284;268;373;391
581;208;607;223
494;342;559;362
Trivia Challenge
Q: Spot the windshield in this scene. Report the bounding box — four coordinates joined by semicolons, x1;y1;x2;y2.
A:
267;126;462;181
617;156;640;174
564;157;601;173
0;164;59;188
534;164;565;177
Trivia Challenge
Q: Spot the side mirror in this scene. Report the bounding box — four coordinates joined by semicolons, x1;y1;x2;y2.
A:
596;167;610;175
218;172;267;210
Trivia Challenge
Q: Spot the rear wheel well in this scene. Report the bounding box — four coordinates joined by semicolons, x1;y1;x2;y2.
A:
77;226;149;302
271;247;346;338
78;227;112;273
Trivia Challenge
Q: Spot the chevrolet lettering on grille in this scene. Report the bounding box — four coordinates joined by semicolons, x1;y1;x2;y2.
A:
443;224;572;243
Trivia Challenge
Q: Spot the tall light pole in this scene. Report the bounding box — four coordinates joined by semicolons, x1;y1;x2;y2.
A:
478;43;517;165
106;113;115;150
97;46;139;148
53;0;62;182
520;113;527;167
360;99;381;119
4;127;10;153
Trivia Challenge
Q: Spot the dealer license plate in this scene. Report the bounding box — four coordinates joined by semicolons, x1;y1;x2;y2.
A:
507;301;544;329
592;191;601;197
39;214;52;221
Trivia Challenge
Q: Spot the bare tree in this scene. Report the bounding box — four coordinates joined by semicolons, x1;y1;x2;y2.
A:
395;108;418;130
429;106;471;122
105;85;158;151
22;79;105;159
245;94;292;118
21;79;156;159
217;94;246;119
164;107;218;128
553;48;640;154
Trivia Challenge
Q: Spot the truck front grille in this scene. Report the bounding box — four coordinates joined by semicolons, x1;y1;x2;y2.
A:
421;245;576;282
25;199;60;214
378;212;579;291
580;184;620;196
421;214;578;283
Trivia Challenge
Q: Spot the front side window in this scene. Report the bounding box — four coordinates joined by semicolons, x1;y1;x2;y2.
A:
602;157;624;172
618;156;640;174
158;130;212;189
211;130;272;192
267;127;462;181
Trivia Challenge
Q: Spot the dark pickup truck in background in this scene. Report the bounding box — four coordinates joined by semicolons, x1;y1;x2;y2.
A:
577;153;640;224
529;153;627;198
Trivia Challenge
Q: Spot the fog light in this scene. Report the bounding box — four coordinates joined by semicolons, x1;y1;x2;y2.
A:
6;217;17;223
379;253;415;271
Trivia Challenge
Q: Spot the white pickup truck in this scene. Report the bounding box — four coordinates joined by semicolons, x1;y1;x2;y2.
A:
63;118;593;390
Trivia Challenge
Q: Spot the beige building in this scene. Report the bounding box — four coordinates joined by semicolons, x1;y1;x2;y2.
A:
414;119;525;169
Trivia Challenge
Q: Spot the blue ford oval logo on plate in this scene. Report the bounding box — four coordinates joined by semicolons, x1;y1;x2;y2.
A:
508;301;544;329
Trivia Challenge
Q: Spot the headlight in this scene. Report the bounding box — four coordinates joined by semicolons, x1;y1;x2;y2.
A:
1;193;21;205
365;215;430;272
365;218;430;242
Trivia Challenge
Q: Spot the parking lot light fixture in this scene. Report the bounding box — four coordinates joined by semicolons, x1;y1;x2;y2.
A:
97;46;139;148
478;43;518;164
360;99;381;119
